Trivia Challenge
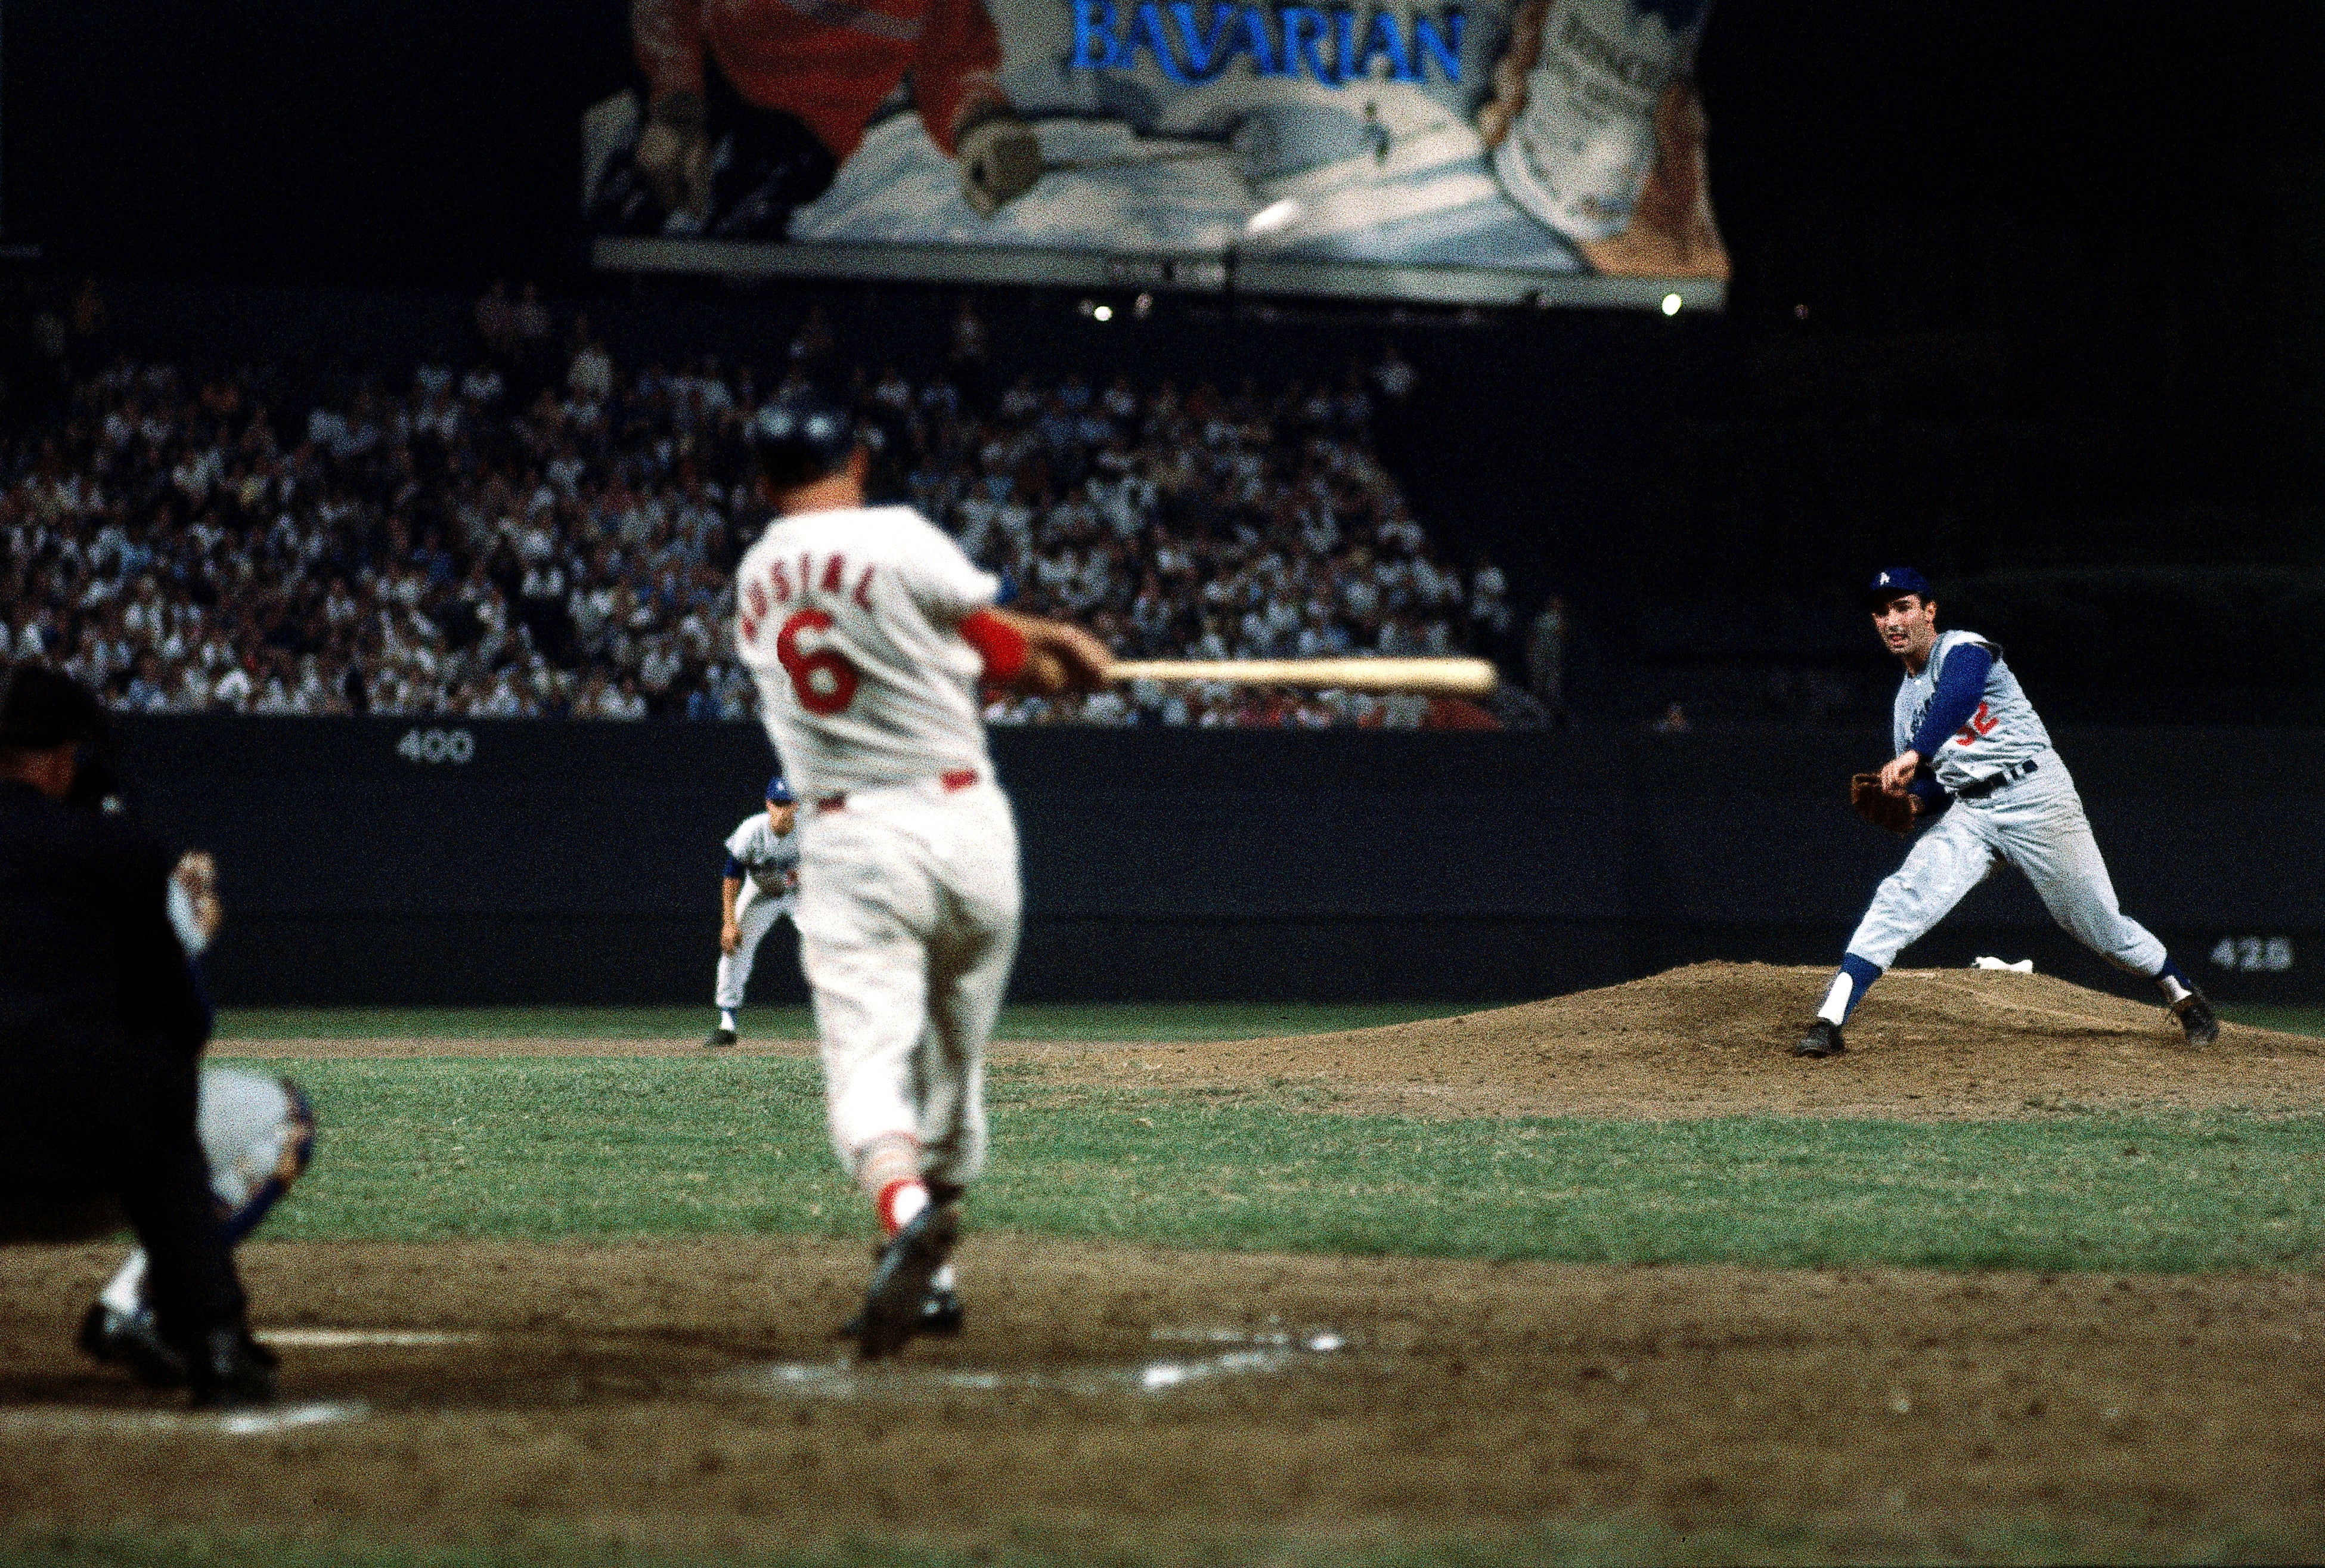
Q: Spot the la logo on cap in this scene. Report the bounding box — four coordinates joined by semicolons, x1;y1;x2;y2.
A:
1878;572;1891;585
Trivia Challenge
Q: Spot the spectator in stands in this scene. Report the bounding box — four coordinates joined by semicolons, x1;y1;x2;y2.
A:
1371;344;1417;403
6;325;1517;727
473;280;516;364
1526;596;1568;721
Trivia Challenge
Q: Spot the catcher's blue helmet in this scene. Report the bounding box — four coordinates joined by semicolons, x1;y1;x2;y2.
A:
767;776;793;805
748;388;855;491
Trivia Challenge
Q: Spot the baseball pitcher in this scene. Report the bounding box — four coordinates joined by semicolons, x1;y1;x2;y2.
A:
1796;568;2219;1058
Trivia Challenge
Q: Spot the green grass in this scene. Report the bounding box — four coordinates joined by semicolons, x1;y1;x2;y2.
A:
231;1055;2325;1273
2222;1004;2325;1038
210;1002;1487;1043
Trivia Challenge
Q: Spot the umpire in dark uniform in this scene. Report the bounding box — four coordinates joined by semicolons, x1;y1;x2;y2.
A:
0;663;275;1406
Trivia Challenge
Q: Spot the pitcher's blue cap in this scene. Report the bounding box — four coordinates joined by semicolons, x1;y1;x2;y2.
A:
1865;567;1932;606
767;776;793;804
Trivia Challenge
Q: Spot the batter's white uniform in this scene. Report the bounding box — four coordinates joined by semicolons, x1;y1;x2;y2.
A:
732;505;1018;1189
1843;628;2168;977
715;811;800;1012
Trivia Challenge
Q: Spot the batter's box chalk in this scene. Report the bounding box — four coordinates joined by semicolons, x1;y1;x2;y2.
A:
0;1400;369;1437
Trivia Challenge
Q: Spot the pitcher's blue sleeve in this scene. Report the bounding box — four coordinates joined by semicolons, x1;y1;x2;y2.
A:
723;854;745;881
1908;774;1951;822
1907;643;1993;759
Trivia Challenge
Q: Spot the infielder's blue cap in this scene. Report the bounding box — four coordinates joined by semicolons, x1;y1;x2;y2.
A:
1865;566;1933;606
767;776;793;804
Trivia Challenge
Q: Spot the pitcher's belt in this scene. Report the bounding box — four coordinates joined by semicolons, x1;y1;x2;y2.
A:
1953;757;2038;801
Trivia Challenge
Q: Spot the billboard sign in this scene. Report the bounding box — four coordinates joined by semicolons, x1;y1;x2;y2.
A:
586;0;1728;306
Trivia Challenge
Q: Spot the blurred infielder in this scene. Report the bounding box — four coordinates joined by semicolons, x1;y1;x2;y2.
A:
732;387;1108;1358
705;776;801;1048
1795;568;2218;1058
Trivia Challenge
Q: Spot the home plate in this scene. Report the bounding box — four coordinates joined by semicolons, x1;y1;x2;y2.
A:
0;1400;368;1436
256;1328;482;1349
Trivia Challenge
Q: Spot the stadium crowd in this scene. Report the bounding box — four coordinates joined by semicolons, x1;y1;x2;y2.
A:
0;300;1520;727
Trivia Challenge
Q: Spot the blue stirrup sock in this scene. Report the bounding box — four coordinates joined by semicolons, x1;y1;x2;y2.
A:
1819;953;1885;1025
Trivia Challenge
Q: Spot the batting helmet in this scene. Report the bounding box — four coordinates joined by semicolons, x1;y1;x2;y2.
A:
748;388;857;493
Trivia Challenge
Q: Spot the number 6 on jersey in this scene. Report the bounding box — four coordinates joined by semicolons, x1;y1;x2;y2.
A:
775;609;860;715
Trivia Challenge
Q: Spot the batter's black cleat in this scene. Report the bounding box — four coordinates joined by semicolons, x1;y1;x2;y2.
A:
78;1303;191;1389
919;1285;965;1337
844;1205;959;1360
841;1284;964;1343
2171;991;2220;1048
187;1326;278;1410
1792;1020;1847;1058
704;1026;738;1049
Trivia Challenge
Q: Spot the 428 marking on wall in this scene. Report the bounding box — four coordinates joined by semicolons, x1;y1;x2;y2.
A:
2209;935;2293;973
395;727;475;765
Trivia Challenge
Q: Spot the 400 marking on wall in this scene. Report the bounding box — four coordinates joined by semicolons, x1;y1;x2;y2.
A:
395;727;475;765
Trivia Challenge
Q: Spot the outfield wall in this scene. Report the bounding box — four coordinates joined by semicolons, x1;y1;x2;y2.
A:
113;718;2324;1007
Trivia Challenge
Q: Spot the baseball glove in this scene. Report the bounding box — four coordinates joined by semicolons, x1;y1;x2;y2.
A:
173;850;224;946
1850;773;1915;836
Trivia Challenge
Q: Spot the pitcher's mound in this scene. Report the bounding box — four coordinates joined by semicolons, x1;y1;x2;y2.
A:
1036;963;2324;1121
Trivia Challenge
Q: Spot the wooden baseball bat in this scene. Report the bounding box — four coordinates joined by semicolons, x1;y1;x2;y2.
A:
1106;658;1499;696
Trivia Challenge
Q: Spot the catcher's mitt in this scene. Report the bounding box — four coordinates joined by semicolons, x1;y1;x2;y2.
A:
172;850;224;946
1850;773;1916;836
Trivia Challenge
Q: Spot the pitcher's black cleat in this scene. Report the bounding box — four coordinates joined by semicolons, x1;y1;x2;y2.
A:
2171;991;2220;1048
704;1026;737;1048
1792;1020;1847;1058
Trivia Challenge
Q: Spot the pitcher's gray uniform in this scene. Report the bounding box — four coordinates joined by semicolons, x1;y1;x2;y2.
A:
1797;568;2215;1057
715;788;801;1017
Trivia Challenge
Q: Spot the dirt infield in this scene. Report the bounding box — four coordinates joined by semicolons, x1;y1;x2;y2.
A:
3;1241;2323;1561
8;966;2322;1563
227;963;2325;1122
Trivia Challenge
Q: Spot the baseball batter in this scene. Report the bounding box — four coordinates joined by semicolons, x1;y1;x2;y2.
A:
731;389;1109;1358
705;776;801;1048
1795;568;2218;1058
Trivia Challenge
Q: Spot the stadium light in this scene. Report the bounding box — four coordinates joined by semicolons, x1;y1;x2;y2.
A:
1661;293;1682;316
1093;304;1115;322
1246;199;1301;235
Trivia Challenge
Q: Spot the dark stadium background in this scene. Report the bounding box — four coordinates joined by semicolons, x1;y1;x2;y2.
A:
2;1;2318;1002
8;1;2316;714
